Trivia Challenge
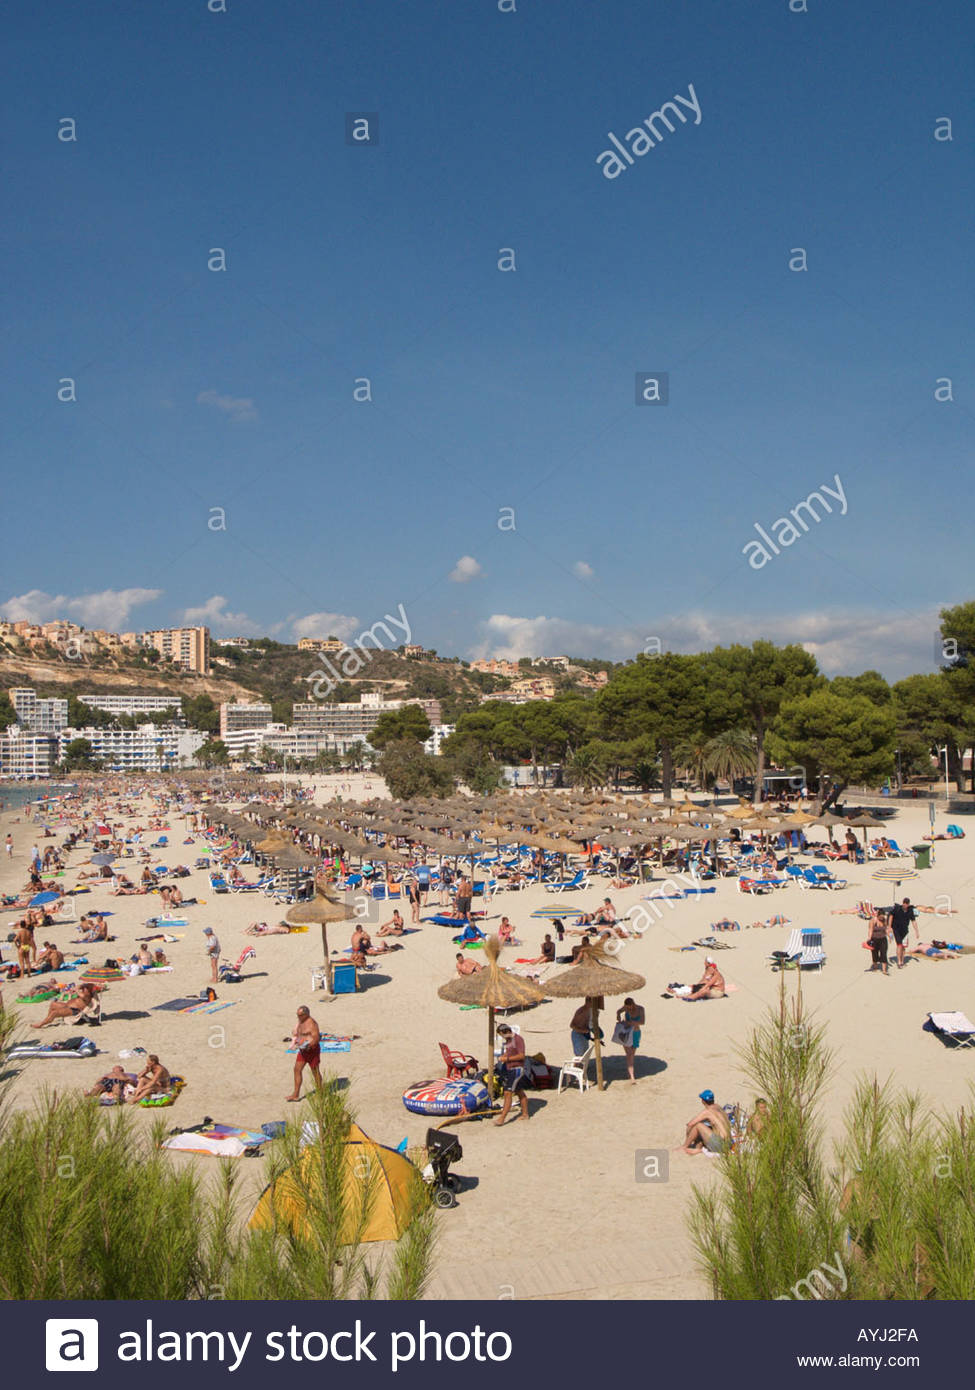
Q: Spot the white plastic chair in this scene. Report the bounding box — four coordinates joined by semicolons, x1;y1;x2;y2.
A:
558;1041;595;1094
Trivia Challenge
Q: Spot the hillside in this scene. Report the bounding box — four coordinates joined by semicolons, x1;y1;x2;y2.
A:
0;642;610;722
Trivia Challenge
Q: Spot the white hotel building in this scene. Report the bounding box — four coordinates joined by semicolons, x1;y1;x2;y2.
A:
79;692;183;719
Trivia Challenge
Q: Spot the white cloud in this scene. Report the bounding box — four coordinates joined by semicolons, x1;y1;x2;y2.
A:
291;611;361;642
196;389;258;424
180;596;267;636
449;555;483;584
470;608;940;680
572;561;595;580
0;588;162;629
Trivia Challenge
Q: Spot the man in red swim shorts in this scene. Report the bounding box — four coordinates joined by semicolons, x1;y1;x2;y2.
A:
285;1005;322;1101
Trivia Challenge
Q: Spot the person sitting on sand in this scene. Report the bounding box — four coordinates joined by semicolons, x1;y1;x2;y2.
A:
497;916;516;945
569;934;594;963
453;921;485;944
747;1098;770;1140
31;982;99;1029
669;957;726;1001
74;914;108;944
350;925;398;964
85;1066;136;1102
34;941;64;972
376;909;406;937
127;1054;171;1104
579;898;616;928
681;1089;732;1155
527;933;556;965
152;947;169;967
141;866;156;887
112;873;144;895
455;951;482;976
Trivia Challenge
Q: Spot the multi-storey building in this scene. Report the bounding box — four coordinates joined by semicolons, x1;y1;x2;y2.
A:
219;701;274;737
64;724;206;772
0;728;60;778
140;626;211;674
79;692;183;719
10;688;70;733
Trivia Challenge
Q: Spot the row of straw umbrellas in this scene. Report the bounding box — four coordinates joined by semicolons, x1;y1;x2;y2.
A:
198;792;887;1097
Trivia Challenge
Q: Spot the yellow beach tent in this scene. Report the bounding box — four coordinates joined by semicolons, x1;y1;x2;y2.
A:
249;1123;418;1244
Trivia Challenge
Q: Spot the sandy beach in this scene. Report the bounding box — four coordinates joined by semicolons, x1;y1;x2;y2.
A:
2;776;972;1301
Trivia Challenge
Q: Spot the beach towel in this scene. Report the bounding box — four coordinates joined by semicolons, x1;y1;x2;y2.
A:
179;1000;241;1015
153;997;204;1012
163;1124;270;1157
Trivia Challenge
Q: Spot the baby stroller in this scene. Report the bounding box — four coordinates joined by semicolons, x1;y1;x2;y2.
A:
423;1128;464;1209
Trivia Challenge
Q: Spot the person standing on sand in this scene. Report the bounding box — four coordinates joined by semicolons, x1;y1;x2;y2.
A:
867;908;890;976
615;996;645;1083
889;897;919;969
493;1023;529;1125
5;834;12;858
285;1006;321;1100
203;926;221;983
14;919;36;976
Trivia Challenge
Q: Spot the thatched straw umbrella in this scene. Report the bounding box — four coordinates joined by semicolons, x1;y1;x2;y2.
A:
285;890;354;993
437;937;546;1098
545;944;645;1091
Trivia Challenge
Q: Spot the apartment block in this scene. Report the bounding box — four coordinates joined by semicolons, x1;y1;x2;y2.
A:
141;626;211;674
219;701;274;737
297;637;348;653
0;728;60;778
66;724;206;772
10;688;69;733
79;692;183;719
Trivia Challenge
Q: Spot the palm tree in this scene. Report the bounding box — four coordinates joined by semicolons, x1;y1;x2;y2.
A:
674;739;710;791
703;728;757;787
565;745;608;791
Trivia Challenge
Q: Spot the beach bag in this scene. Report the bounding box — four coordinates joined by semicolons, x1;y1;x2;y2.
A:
612;1022;634;1046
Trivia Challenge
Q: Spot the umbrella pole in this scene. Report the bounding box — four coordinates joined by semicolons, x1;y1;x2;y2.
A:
321;923;332;993
487;1006;498;1100
591;997;604;1091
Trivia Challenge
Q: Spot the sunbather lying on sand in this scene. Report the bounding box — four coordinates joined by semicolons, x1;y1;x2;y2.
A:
246;920;292;935
908;941;958;960
85;1066;136;1101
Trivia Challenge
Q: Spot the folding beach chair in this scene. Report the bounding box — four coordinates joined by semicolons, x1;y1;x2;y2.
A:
799;927;826;971
802;867;847;891
923;1012;975;1049
546;869;588;894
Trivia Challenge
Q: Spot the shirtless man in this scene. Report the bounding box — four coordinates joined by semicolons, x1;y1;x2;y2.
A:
455;952;483;976
35;941;64;972
681;1089;732;1155
85;1065;136;1102
127;1055;172;1104
285;1006;322;1100
376;909;406;937
350;925;397;963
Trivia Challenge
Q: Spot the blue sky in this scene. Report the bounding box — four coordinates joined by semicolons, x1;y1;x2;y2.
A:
1;0;971;678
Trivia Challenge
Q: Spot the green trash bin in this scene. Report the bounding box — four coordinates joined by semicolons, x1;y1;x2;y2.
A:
912;844;931;870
